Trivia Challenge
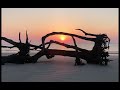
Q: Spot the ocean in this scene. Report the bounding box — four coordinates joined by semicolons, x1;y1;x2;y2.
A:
1;43;118;54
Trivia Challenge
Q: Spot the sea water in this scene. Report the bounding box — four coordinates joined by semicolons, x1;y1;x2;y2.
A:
1;43;118;54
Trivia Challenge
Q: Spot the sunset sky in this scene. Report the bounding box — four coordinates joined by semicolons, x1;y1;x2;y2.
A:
2;8;118;46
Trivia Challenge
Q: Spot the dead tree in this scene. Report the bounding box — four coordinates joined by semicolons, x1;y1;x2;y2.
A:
1;29;110;65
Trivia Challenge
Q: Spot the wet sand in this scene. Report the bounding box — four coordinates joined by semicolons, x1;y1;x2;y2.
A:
1;53;118;82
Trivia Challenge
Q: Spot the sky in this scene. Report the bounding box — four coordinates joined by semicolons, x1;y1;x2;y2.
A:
2;8;118;47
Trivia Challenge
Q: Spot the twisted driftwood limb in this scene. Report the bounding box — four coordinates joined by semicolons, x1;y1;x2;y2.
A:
42;32;96;51
31;39;91;63
71;36;84;65
1;46;15;49
39;40;89;52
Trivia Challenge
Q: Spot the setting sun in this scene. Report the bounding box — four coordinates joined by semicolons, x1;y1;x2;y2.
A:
60;35;66;41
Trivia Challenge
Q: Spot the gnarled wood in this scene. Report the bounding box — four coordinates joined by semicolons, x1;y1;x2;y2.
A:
1;30;110;65
41;32;96;50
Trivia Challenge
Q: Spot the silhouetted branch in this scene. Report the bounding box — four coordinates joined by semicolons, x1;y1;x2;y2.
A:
26;30;28;44
71;36;77;49
39;40;89;52
76;29;87;35
1;37;18;45
19;32;22;43
1;46;15;49
1;36;42;49
42;32;96;51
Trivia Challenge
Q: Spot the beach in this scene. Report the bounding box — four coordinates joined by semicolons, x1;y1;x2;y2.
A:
1;53;118;82
2;8;118;83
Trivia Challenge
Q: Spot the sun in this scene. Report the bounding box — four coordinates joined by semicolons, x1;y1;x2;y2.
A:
60;35;66;41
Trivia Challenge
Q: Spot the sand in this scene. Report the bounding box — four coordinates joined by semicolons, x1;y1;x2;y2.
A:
1;54;118;82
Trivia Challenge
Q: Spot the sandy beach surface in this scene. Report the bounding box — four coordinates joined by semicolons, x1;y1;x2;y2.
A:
1;53;118;82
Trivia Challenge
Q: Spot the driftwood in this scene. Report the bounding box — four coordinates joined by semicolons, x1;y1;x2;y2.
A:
1;31;41;64
40;30;110;65
1;29;111;65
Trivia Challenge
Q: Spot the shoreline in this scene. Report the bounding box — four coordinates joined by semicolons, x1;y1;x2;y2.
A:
2;54;118;82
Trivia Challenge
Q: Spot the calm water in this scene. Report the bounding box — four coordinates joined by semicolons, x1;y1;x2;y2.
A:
1;43;118;54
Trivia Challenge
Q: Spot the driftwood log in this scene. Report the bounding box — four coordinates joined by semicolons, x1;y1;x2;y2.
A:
1;29;111;65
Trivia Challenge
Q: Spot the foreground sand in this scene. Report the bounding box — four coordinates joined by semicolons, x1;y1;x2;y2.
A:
2;54;118;82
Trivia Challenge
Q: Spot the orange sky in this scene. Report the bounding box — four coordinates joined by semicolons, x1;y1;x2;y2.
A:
2;8;118;46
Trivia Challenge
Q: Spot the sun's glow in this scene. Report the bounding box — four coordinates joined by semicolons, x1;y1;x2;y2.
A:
60;35;66;41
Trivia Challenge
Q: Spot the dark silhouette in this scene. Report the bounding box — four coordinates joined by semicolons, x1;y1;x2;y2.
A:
76;29;110;65
40;29;110;65
1;31;40;64
1;29;111;66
